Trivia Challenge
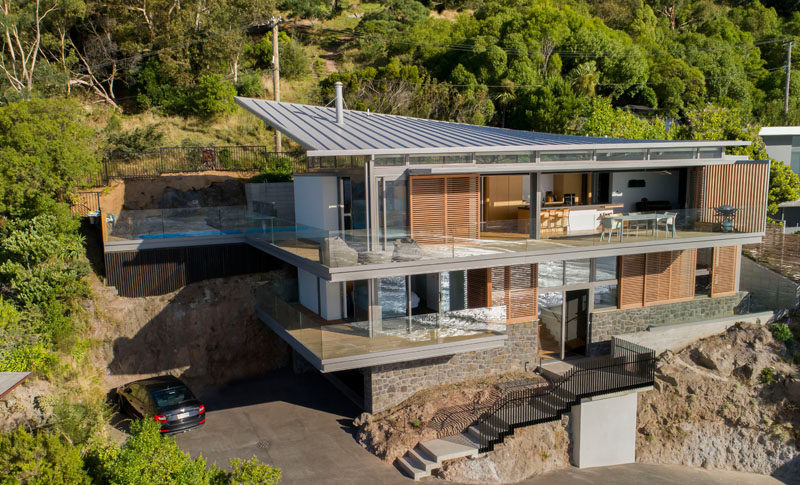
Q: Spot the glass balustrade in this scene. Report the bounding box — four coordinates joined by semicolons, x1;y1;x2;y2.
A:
106;206;764;270
253;284;506;361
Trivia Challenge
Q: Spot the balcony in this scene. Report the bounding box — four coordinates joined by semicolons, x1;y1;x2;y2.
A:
245;207;763;278
254;285;507;372
102;205;763;279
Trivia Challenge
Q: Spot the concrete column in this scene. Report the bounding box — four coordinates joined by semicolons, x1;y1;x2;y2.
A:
571;391;638;469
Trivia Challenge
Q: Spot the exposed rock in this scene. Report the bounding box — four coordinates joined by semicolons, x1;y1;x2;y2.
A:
637;322;800;482
786;378;800;406
438;419;570;483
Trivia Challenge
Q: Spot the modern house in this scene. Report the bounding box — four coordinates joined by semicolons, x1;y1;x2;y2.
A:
97;85;770;474
230;86;768;412
760;126;800;227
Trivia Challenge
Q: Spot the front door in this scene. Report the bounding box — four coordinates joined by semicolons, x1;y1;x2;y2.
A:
564;289;589;356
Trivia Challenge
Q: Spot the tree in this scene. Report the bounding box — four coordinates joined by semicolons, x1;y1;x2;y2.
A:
578;96;669;139
0;98;99;217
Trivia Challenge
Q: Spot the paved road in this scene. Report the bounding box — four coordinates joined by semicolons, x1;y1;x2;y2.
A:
174;370;787;485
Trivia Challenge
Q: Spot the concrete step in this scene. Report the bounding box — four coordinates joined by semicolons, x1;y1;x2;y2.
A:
420;433;480;462
408;445;438;473
467;423;496;444
396;454;429;481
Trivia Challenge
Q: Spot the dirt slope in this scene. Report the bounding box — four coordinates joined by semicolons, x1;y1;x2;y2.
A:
637;323;800;481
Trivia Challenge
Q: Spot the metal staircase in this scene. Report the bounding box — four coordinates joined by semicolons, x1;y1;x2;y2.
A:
395;338;656;479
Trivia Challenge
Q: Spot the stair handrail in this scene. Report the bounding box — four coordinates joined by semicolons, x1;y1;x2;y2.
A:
472;340;656;452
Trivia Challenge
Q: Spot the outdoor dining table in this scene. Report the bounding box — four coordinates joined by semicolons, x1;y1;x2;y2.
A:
601;213;673;242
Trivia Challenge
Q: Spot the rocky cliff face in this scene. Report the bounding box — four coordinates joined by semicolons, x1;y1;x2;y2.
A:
636;323;800;481
93;271;292;392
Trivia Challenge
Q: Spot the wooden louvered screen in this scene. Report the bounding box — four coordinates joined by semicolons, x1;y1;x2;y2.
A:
409;176;445;243
446;176;480;239
697;162;769;233
489;265;539;322
619;254;646;308
621;250;697;308
711;245;739;297
467;268;491;308
506;264;538;323
409;175;479;243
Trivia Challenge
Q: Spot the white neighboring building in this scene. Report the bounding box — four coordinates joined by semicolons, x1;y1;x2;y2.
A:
760;127;800;227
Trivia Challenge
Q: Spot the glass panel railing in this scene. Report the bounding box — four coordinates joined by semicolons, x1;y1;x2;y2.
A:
109;206;249;240
107;206;764;267
254;284;506;361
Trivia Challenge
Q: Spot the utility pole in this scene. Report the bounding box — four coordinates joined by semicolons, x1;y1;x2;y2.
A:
270;16;283;152
785;39;793;117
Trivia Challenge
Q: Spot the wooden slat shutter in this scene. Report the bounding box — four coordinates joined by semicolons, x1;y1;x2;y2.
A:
697;162;769;233
626;250;698;307
711;245;739;296
409;176;445;243
506;264;538;323
467;268;491;308
409;175;479;242
670;249;697;300
644;252;671;304
619;254;646;308
446;176;480;239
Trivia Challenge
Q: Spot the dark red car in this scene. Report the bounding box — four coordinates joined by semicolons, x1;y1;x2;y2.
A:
116;375;205;434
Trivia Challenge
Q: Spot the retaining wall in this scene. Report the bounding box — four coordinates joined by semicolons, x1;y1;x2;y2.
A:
363;322;539;413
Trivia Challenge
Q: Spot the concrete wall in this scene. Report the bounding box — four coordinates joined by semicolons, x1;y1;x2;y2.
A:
590;293;747;354
571;392;638;468
739;256;799;312
294;175;339;230
245;182;295;222
364;322;538;412
614;311;773;355
610;171;679;212
298;268;318;314
762;135;793;166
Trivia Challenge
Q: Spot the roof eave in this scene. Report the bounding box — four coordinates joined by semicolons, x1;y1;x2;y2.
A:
305;140;751;158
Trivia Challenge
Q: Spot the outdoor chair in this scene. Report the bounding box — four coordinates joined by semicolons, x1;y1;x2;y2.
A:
599;216;623;242
659;212;678;238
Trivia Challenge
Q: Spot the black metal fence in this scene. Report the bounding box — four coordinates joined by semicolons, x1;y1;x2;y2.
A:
471;338;656;453
78;146;306;187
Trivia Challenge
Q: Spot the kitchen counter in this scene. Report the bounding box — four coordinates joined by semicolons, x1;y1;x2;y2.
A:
518;203;623;210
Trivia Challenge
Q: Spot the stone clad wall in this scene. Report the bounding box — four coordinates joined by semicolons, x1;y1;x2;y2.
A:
590;292;747;354
364;322;538;413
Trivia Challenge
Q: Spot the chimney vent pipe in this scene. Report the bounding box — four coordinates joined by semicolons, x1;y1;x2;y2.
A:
334;82;344;125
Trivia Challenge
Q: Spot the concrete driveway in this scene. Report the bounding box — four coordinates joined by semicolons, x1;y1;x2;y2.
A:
174;369;406;484
174;369;786;485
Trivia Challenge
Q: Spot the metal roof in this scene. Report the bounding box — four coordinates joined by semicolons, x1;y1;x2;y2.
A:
236;97;750;157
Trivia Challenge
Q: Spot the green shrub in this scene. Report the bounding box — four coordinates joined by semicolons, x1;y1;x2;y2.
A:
88;419;282;485
769;323;793;344
211;457;282;485
95;419;208;484
235;72;264;98
760;367;776;385
0;427;91;484
193;75;237;118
